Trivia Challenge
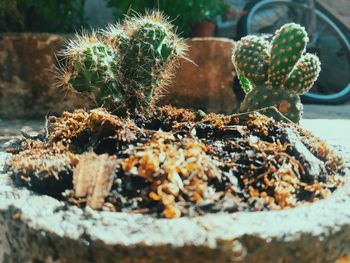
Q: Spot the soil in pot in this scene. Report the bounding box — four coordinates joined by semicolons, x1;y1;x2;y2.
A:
4;105;346;218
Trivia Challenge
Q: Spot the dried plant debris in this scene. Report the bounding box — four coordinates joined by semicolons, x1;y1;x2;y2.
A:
122;132;223;218
7;142;76;198
5;106;347;218
70;152;118;209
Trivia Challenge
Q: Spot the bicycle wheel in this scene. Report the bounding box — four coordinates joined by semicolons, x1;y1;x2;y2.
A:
238;0;350;104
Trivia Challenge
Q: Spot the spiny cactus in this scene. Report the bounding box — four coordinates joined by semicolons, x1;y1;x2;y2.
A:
233;23;321;123
117;12;186;110
57;11;187;113
58;33;126;110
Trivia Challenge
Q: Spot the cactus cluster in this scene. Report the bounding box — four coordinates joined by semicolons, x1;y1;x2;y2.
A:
232;23;321;123
57;11;187;113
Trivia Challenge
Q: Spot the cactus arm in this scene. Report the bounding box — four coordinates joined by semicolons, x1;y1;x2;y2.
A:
232;23;321;123
268;23;308;87
119;13;186;111
285;53;321;94
232;35;270;86
65;40;125;109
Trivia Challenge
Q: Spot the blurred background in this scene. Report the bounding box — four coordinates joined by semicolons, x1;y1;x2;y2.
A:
1;0;349;105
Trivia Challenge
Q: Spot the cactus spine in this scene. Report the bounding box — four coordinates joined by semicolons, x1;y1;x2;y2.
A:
57;11;186;113
233;23;321;123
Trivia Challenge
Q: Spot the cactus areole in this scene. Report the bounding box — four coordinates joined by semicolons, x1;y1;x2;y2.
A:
233;23;321;123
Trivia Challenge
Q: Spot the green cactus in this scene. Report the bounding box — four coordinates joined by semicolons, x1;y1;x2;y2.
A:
233;23;321;123
117;12;186;110
285;53;321;94
240;84;303;122
57;11;186;113
233;35;269;86
58;34;126;111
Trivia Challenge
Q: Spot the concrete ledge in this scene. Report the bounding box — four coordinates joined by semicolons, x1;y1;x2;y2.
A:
303;104;350;120
301;119;350;150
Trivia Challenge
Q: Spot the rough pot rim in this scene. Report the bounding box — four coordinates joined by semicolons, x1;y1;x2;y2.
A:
0;149;349;263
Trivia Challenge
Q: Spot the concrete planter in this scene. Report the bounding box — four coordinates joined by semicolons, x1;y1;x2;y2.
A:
1;33;350;263
0;151;350;262
0;34;236;118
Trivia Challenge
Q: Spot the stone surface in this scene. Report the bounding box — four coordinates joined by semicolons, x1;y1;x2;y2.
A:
301;119;350;150
0;33;96;118
0;131;350;262
303;104;350;119
0;35;237;118
0;118;43;146
159;38;237;114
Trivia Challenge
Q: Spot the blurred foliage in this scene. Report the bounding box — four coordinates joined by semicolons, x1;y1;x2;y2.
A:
106;0;229;36
0;0;86;33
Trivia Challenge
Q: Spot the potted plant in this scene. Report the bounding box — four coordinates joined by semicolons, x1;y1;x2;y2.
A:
185;0;229;37
1;12;350;262
106;0;229;37
0;0;85;33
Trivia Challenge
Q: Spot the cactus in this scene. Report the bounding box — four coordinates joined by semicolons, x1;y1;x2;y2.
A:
57;11;186;113
233;23;321;123
116;12;186;110
58;33;127;111
233;35;270;87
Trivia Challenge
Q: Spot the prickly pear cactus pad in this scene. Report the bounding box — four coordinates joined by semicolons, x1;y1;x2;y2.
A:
57;11;187;113
233;23;321;123
4;106;346;218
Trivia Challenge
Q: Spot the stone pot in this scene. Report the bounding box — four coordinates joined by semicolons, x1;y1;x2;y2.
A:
0;150;350;263
1;33;350;263
0;34;236;118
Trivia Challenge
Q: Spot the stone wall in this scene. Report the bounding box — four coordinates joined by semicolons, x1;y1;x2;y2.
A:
0;33;95;118
159;38;236;114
